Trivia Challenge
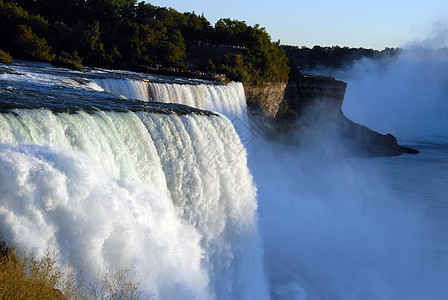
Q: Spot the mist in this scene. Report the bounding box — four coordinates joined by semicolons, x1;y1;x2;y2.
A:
248;127;447;299
248;42;448;298
341;47;448;142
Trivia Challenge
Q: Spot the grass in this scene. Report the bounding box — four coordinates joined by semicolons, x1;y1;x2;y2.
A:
0;242;142;299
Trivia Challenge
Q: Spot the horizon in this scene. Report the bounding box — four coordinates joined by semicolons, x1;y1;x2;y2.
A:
146;0;448;50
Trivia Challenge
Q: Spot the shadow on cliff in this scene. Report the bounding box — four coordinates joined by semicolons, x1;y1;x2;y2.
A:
295;98;419;157
247;74;419;157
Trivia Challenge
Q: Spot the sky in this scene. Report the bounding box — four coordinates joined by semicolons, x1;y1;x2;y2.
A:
146;0;448;49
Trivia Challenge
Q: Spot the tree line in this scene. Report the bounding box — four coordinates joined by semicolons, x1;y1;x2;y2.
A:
0;0;289;83
283;45;400;70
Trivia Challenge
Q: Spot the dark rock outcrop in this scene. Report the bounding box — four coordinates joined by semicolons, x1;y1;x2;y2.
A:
285;75;347;116
244;75;419;156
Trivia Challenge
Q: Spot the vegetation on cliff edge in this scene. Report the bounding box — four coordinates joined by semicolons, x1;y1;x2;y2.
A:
0;0;289;83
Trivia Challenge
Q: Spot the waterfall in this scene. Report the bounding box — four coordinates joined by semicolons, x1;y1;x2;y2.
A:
94;78;247;118
0;63;267;298
0;107;267;299
94;78;254;149
94;78;150;102
147;82;247;118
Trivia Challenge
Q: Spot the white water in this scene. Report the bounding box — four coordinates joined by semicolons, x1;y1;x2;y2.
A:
94;78;253;147
94;79;247;118
0;106;266;298
2;58;448;300
94;78;150;101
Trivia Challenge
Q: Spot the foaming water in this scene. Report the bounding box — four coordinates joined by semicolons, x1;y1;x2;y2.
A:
0;67;267;300
147;82;247;118
94;77;252;146
94;78;150;101
94;78;247;118
0;143;208;298
3;59;447;299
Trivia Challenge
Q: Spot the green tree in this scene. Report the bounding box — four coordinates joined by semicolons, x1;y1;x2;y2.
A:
74;21;109;64
181;12;211;41
85;0;137;25
0;0;51;51
13;24;54;61
162;29;186;67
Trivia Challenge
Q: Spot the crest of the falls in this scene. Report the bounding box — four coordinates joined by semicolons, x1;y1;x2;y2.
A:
0;63;268;299
94;78;254;147
94;78;247;118
94;78;150;102
147;82;247;118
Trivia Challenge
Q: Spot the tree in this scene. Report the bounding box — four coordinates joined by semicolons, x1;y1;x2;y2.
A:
14;24;54;61
162;29;186;67
0;1;54;61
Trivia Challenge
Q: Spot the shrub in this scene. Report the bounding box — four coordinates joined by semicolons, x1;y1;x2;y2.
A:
52;51;84;72
0;245;78;299
0;49;12;64
0;243;141;299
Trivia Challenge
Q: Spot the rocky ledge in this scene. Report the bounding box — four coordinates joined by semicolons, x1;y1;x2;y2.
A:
244;75;419;156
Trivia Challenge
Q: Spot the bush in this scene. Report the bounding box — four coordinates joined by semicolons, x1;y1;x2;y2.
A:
52;51;84;72
0;49;12;64
0;243;141;299
0;245;79;299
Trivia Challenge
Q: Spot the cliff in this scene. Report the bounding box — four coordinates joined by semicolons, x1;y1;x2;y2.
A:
244;76;418;156
243;82;287;118
285;76;346;115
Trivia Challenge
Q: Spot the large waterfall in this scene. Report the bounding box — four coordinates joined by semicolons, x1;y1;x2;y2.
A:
0;63;267;299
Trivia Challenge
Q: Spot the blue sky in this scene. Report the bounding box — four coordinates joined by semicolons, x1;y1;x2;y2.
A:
146;0;448;49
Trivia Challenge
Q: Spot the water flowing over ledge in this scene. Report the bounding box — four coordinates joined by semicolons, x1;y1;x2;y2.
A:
0;62;268;299
94;78;247;118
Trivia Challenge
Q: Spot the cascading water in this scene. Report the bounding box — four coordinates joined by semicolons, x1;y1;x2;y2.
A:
146;82;247;118
94;78;247;118
4;56;446;300
94;78;150;102
94;76;253;148
0;63;268;299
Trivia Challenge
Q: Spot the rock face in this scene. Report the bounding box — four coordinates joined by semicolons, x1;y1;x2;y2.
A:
285;76;347;116
244;75;419;156
243;82;287;118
